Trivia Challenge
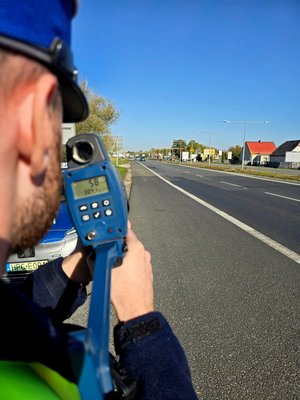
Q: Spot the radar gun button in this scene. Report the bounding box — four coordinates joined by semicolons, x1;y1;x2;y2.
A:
86;231;96;241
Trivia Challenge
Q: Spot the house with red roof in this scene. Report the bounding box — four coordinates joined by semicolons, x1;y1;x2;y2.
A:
241;141;276;166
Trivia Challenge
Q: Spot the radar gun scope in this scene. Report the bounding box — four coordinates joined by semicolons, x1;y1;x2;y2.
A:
63;133;131;399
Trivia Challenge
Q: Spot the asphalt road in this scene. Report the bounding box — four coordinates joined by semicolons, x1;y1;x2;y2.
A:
67;160;300;399
128;160;300;399
142;160;300;255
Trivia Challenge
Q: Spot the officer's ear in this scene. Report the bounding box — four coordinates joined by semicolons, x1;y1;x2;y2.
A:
17;72;59;178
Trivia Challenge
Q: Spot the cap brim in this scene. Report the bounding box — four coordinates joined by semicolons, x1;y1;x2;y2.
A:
57;71;89;123
0;35;89;123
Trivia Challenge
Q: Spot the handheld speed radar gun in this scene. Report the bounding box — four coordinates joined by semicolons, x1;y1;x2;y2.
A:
64;133;127;250
63;133;129;399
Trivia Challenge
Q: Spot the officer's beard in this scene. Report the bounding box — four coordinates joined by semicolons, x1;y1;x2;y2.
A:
9;127;62;254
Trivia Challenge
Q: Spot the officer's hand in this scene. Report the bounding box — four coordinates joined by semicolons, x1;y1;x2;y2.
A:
61;244;93;285
111;222;154;322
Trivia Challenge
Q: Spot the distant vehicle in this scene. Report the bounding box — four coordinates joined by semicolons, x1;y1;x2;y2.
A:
111;153;125;158
135;154;146;161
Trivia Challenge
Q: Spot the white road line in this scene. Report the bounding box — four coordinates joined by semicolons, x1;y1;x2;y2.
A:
140;163;300;265
196;174;203;178
265;192;300;203
161;162;300;186
220;181;243;188
183;171;191;174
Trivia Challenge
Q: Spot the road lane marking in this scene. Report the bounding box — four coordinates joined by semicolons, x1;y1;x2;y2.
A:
265;192;300;203
220;181;243;188
140;163;300;265
159;162;300;186
196;174;203;177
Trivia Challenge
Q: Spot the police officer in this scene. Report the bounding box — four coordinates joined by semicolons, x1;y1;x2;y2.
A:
0;1;198;398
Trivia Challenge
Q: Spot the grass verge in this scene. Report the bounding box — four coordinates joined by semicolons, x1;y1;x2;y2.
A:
169;161;300;182
115;166;128;179
110;158;130;180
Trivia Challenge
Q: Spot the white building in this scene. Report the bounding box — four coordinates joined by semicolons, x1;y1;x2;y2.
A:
269;140;300;168
62;123;76;145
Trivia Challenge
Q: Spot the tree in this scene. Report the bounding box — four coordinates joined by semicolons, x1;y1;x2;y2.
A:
228;145;242;163
187;140;204;154
221;150;228;163
172;139;187;158
75;80;119;150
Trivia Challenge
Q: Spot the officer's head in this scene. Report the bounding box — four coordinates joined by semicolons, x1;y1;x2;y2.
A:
0;0;88;254
0;0;88;122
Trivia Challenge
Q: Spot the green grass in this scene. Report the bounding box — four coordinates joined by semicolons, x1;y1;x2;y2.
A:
115;165;128;179
110;157;130;179
110;157;129;165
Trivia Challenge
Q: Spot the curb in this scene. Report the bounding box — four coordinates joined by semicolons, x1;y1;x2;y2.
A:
123;162;133;199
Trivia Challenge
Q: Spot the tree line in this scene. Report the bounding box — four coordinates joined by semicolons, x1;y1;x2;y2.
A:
150;140;242;162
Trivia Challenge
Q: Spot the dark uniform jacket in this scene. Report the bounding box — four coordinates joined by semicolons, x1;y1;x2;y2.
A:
0;258;198;399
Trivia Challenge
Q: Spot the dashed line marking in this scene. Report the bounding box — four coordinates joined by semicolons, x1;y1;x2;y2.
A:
265;192;300;203
220;181;243;188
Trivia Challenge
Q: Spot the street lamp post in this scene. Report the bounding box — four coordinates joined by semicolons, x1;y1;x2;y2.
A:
111;135;123;167
208;132;212;166
241;122;247;170
222;120;270;170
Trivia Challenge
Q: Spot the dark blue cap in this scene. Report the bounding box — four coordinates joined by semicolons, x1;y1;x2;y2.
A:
0;0;89;122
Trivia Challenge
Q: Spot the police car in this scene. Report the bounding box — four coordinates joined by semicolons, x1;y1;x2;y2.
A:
4;164;78;283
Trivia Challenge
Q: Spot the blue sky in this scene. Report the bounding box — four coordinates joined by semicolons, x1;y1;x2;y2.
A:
72;0;300;152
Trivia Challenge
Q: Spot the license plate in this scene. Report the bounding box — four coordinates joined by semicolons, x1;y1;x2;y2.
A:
6;260;48;272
